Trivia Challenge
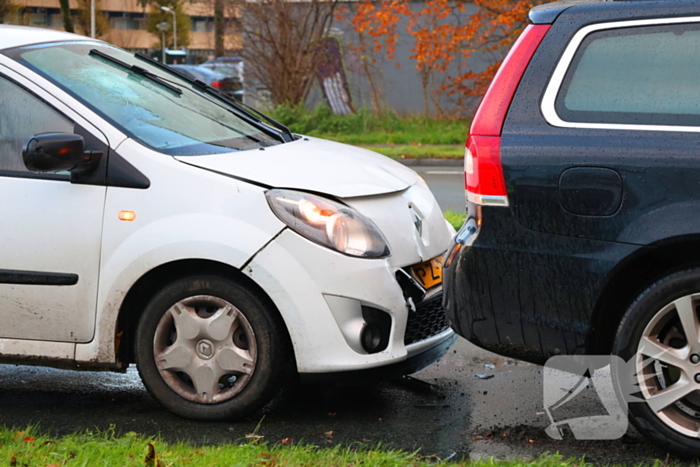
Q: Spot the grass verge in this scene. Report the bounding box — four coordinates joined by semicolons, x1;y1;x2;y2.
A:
359;145;463;160
269;104;470;146
445;210;467;230
1;427;595;467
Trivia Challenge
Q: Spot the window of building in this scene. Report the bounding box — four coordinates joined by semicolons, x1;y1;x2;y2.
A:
192;18;214;33
28;12;48;27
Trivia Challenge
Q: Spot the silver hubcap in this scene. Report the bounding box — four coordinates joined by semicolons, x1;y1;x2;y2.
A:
153;295;257;404
636;293;700;437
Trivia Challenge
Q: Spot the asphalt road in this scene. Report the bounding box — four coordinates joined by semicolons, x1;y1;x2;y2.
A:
0;170;677;462
411;165;465;213
0;338;673;462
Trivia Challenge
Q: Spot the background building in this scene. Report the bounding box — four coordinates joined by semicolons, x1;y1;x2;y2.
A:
6;0;241;59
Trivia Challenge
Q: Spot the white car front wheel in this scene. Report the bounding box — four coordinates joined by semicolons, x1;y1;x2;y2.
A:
135;275;292;421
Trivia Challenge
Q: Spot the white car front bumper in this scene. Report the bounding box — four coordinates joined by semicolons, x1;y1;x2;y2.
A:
244;182;456;375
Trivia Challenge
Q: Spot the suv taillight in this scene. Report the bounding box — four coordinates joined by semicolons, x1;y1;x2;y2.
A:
465;24;550;207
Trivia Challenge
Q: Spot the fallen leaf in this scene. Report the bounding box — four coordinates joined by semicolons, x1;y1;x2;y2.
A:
324;431;334;437
245;433;264;440
144;442;161;467
10;456;16;467
23;437;35;443
280;438;293;445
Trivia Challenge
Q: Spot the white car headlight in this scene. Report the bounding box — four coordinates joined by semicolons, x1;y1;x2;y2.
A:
265;189;390;258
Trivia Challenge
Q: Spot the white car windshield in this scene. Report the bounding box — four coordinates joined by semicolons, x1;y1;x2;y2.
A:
5;41;283;156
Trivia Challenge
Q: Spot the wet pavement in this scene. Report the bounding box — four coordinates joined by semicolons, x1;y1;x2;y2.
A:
0;338;672;463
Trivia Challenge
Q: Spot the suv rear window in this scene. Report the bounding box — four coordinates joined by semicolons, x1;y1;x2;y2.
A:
556;23;700;127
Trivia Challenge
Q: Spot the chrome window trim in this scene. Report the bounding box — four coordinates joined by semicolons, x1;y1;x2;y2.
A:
541;16;700;133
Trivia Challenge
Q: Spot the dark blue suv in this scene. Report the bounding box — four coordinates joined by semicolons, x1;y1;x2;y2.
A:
444;0;700;458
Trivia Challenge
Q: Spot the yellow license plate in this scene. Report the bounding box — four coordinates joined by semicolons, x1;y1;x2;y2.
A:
411;255;444;290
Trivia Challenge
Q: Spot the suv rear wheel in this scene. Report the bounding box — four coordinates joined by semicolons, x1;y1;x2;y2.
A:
615;269;700;458
135;275;292;421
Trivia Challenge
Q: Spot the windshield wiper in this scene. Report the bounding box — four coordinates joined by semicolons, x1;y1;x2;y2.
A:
89;49;183;95
229;98;295;143
134;52;295;143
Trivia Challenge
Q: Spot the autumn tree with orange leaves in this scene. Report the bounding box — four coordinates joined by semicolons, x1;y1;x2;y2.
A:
343;0;545;115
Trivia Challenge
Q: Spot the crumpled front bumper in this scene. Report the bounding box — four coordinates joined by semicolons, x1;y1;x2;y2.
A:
244;183;455;375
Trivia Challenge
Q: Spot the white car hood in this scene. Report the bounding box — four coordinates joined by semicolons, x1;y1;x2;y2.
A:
175;137;419;198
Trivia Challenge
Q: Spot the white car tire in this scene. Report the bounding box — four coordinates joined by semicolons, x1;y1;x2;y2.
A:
135;275;293;421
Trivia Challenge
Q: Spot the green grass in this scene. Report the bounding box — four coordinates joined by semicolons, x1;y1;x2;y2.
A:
269;104;470;146
445;210;467;230
0;426;602;467
359;145;463;160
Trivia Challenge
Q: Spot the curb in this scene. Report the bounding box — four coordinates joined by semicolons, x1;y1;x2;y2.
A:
395;159;463;167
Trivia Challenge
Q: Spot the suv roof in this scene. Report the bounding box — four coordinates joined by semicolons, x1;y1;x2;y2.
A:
530;0;700;24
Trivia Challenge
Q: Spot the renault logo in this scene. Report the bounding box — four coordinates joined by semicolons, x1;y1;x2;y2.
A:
409;206;423;236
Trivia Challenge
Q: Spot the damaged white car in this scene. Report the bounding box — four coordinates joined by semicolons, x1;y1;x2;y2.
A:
0;26;455;420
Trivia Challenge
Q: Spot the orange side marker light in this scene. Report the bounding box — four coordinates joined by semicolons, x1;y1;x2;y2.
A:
118;210;136;222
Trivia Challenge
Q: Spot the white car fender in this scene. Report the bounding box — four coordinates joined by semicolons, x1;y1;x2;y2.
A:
76;141;286;365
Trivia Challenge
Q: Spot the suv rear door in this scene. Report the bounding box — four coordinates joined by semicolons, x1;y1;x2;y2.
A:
503;10;700;246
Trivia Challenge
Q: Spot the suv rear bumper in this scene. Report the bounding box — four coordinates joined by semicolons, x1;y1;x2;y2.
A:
443;206;641;364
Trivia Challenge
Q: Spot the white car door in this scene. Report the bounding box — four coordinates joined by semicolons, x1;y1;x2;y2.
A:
0;72;106;343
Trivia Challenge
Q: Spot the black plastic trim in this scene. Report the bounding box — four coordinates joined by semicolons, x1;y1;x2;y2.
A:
0;269;78;285
70;123;108;186
107;151;150;189
0;170;69;181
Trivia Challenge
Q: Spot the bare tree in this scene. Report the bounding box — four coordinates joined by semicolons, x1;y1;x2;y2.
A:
241;0;340;106
58;0;74;32
214;0;225;56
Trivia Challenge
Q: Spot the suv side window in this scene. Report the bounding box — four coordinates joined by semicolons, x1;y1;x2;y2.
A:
556;23;700;126
0;76;73;174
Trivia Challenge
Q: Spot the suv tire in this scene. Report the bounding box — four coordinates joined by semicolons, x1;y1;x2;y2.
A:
615;268;700;459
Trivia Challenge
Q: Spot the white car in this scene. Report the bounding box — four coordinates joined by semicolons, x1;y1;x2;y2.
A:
0;26;455;420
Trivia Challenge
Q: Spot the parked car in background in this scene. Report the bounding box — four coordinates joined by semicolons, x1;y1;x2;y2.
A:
444;0;700;458
0;26;455;422
170;64;243;102
200;56;243;80
199;57;244;102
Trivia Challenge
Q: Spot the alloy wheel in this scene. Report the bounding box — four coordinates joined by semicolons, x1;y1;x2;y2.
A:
636;293;700;437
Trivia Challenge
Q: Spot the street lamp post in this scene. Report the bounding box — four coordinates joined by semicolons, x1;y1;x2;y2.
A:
161;6;177;49
90;0;95;38
156;22;170;63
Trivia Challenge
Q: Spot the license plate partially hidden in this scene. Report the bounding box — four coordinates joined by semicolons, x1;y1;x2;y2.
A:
411;255;444;290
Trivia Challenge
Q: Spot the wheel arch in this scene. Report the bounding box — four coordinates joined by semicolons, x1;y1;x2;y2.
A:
587;235;700;355
115;258;293;366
